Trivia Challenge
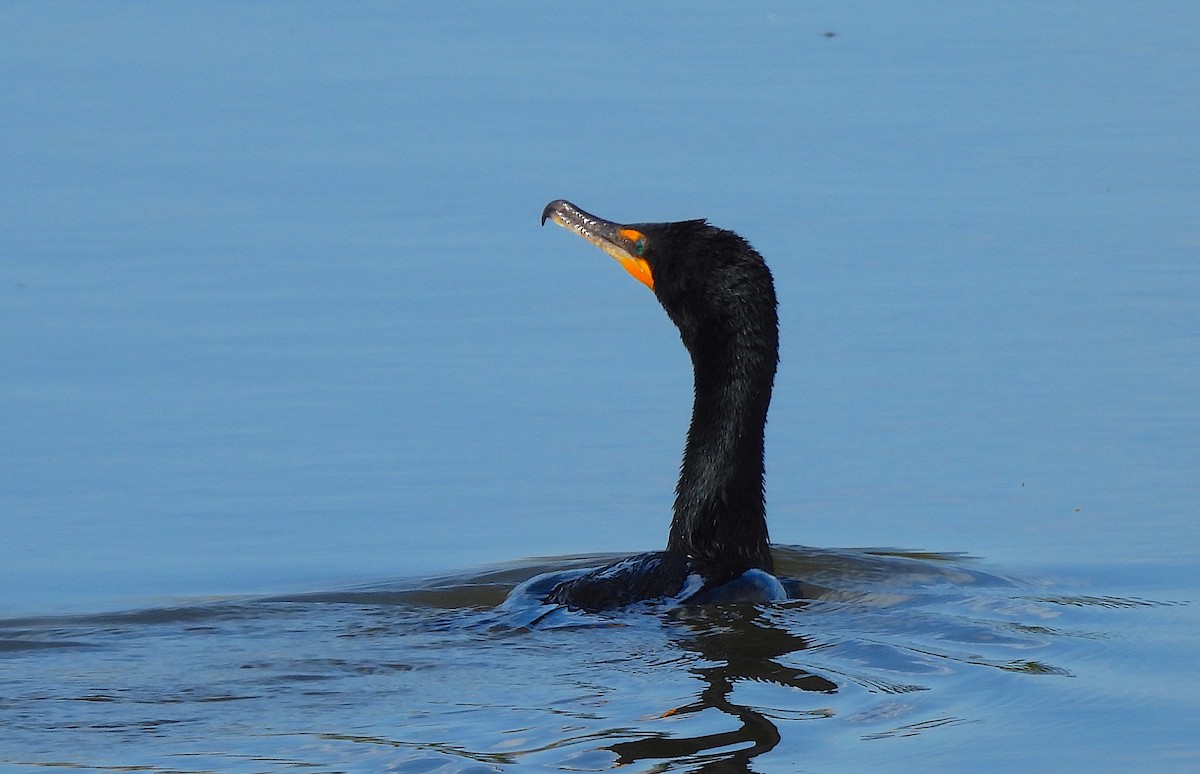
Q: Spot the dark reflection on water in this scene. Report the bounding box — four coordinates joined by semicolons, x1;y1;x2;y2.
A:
0;546;1184;772
608;605;834;770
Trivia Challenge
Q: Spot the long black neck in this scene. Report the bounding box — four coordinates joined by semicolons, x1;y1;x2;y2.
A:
667;305;778;574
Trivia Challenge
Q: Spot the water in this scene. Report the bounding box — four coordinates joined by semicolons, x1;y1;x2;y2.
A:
2;2;1198;770
3;549;1192;771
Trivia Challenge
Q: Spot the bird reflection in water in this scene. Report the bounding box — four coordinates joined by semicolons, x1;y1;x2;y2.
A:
608;603;837;771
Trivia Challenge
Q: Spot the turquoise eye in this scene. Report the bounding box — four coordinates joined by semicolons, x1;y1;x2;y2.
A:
634;237;647;256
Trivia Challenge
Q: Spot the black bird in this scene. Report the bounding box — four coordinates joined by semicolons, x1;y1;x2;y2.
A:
519;200;783;612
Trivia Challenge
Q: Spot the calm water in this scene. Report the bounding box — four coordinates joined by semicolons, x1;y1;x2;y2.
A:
2;2;1198;771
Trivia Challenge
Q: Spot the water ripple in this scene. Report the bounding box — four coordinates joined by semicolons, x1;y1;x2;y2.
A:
0;546;1185;772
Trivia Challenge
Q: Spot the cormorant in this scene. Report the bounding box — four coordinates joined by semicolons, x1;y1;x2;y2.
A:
530;199;783;611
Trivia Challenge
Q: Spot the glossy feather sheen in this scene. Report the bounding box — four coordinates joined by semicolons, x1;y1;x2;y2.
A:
545;211;779;611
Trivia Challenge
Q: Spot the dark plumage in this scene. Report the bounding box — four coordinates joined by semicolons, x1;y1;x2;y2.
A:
538;200;780;611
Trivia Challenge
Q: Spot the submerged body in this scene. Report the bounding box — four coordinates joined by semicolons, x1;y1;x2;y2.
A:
533;200;782;611
542;552;786;611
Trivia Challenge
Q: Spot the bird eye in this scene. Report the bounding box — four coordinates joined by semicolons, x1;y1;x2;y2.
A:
634;237;647;257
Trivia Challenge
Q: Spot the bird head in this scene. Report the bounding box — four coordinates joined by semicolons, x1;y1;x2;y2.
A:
540;199;777;358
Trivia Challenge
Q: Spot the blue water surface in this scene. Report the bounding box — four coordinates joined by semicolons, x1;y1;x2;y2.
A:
1;2;1197;770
